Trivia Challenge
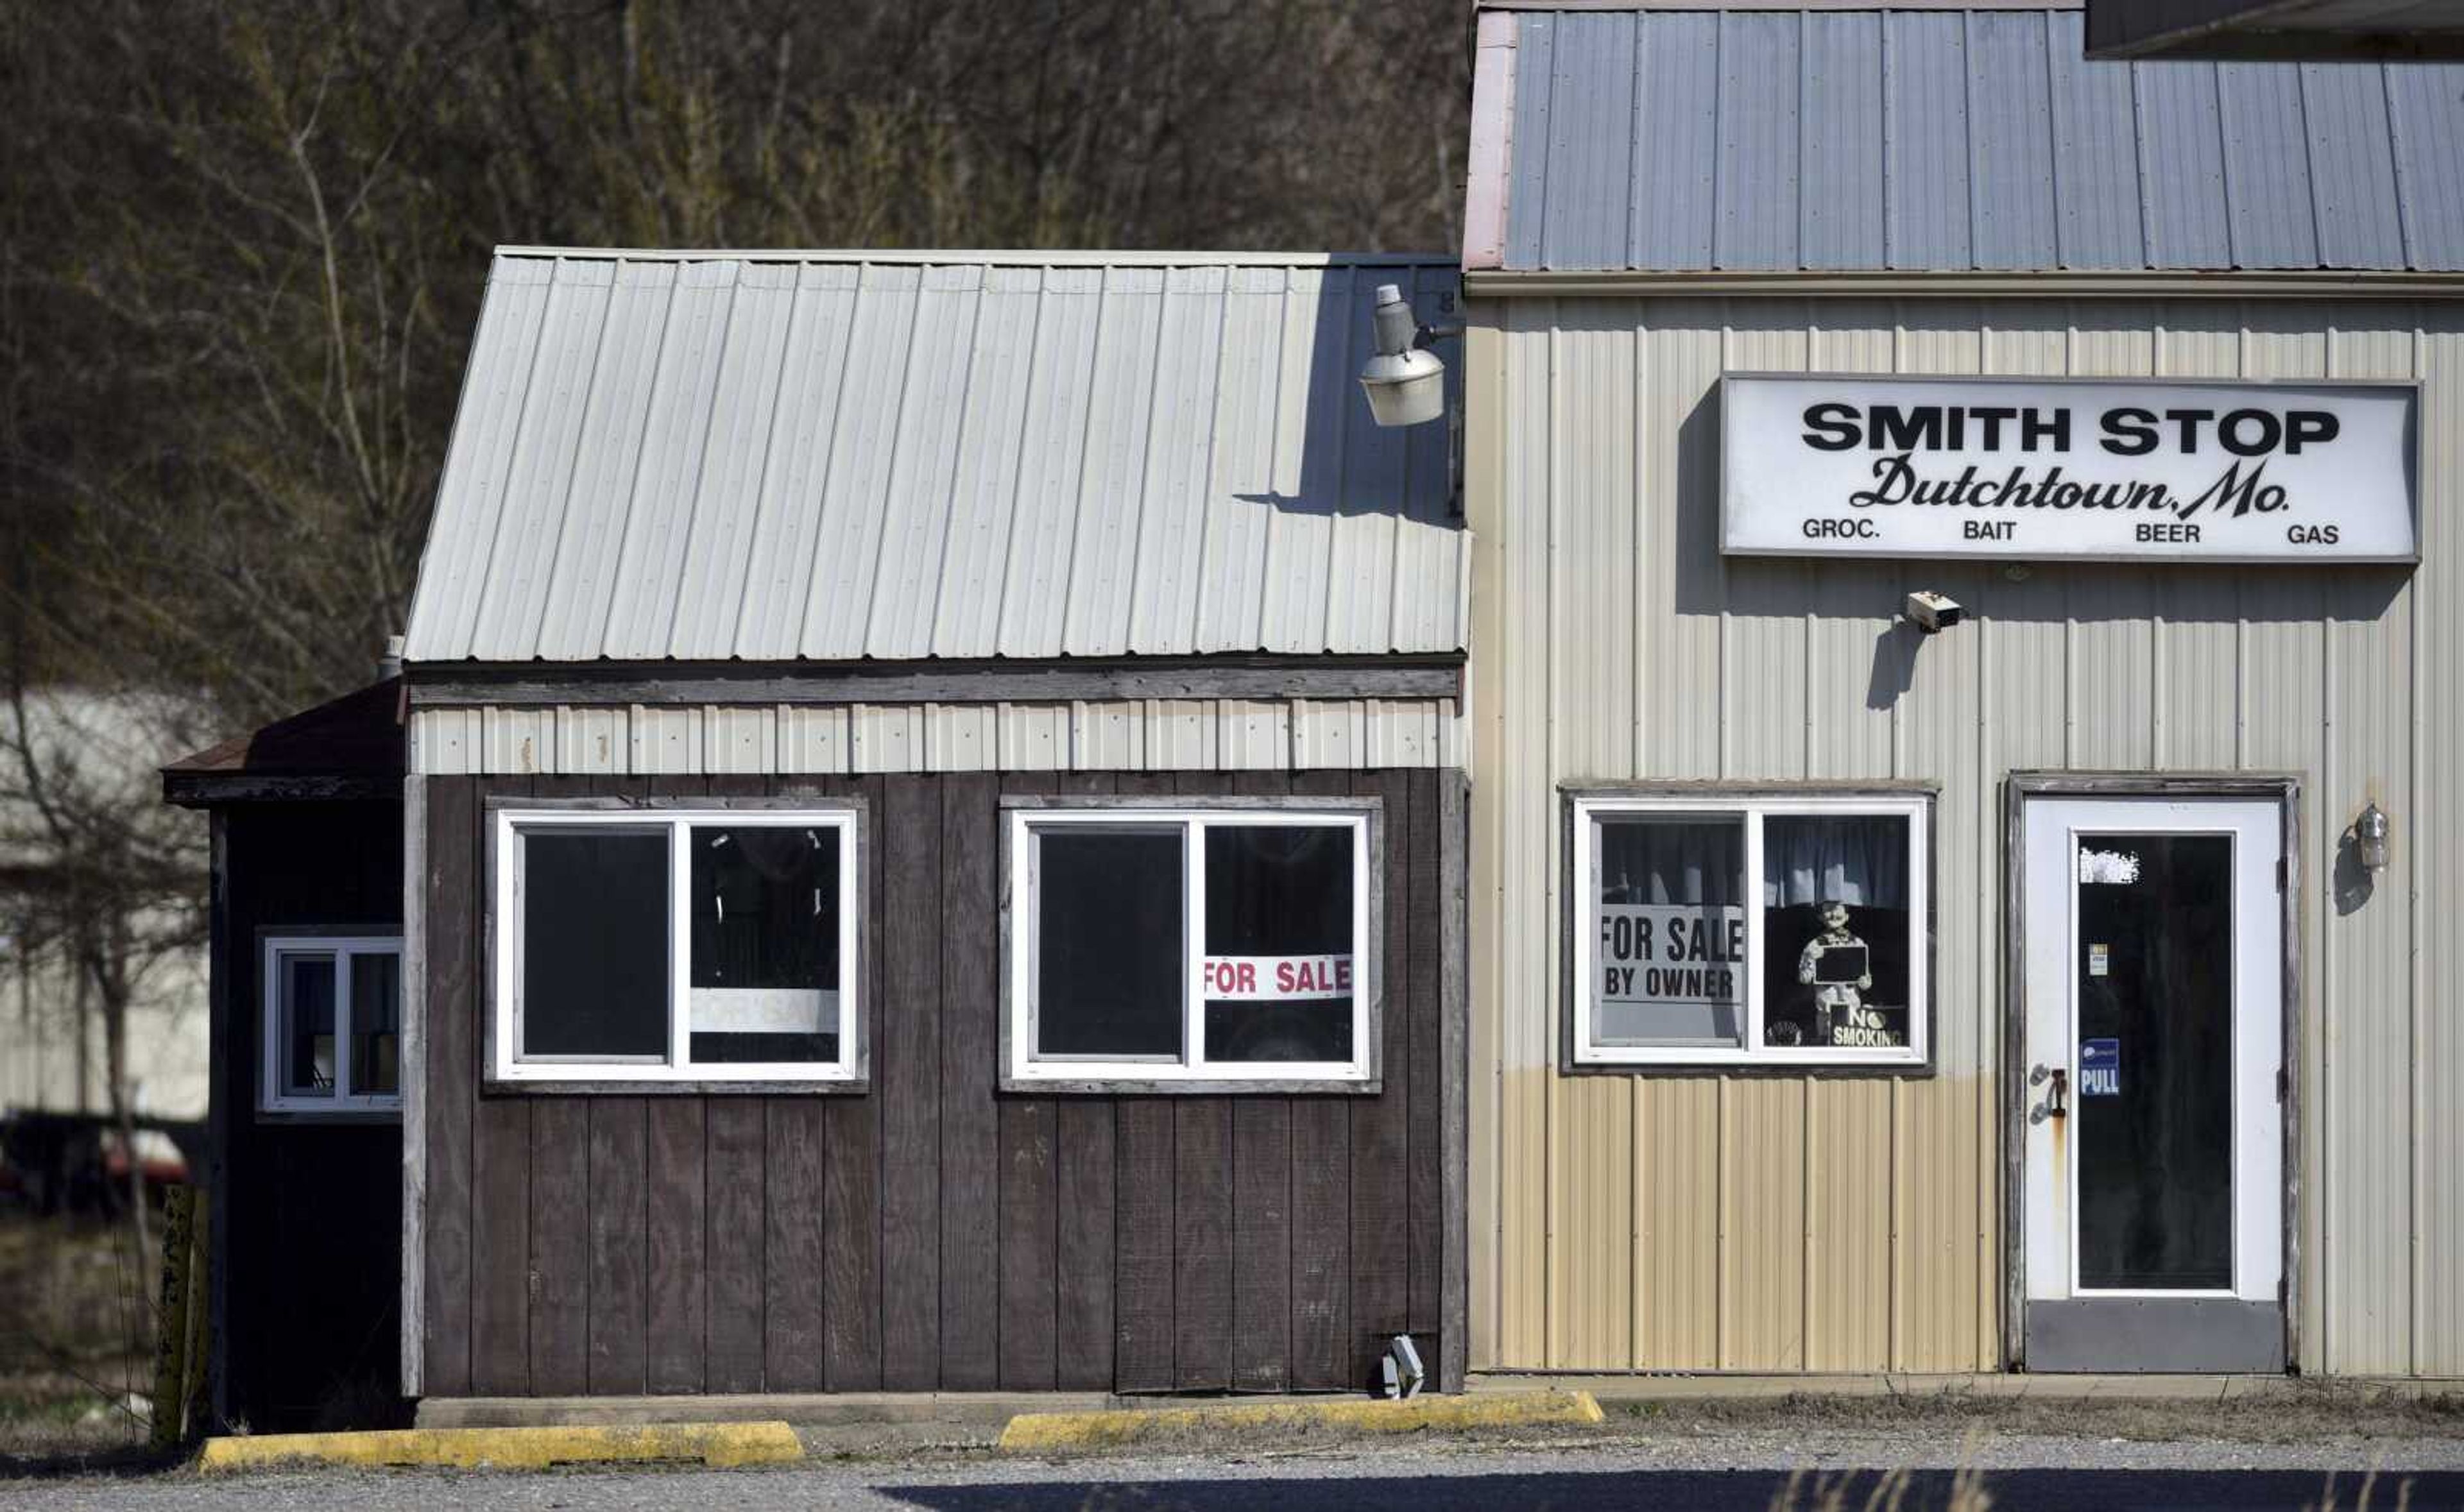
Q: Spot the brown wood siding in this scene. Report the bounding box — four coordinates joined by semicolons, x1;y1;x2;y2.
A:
417;769;1459;1397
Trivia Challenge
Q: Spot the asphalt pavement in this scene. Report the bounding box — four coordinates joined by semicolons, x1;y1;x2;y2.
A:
11;1439;2464;1511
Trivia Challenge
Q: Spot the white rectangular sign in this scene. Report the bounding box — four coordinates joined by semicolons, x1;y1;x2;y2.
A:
1202;954;1353;1001
1596;904;1745;1012
1720;375;2417;563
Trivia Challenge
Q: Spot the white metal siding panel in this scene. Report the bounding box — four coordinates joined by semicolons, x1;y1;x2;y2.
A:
1629;13;1721;272
929;268;1043;658
2218;65;2322;269
1964;12;2058;273
1883;12;1972;271
1507;13;1558;269
723;263;862;659
1799;12;1885;273
862;265;987;658
1471;294;2447;1379
1259;267;1347;655
1328;268;1410;657
2046;10;2146;270
664;262;800;656
2134;66;2237;269
1061;266;1166;657
798;263;923;658
993;267;1105;658
1126;266;1231;656
1715;12;1800;271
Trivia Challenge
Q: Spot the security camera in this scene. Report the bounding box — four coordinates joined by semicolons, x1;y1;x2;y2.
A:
1358;284;1454;428
1903;590;1965;634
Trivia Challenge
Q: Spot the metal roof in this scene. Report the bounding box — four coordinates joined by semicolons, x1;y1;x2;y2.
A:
403;251;1465;665
1468;5;2464;273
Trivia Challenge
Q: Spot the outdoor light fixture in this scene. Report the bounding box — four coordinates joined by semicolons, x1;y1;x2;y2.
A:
1903;590;1966;634
2357;801;2391;872
1358;283;1457;429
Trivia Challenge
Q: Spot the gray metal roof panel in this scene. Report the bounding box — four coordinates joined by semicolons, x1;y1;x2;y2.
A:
1628;12;1722;270
1799;11;1887;270
1715;11;1802;269
403;252;1464;665
1485;6;2464;273
1883;10;1973;270
2387;64;2464;271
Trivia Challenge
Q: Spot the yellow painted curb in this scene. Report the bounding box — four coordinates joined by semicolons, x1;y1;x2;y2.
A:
998;1389;1604;1453
196;1422;803;1473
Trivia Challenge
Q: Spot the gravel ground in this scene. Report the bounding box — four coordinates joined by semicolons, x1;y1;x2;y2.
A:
11;1425;2464;1511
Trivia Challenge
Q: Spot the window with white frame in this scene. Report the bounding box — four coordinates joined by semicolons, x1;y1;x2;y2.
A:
1570;792;1930;1068
261;935;403;1113
493;806;860;1083
1006;803;1377;1087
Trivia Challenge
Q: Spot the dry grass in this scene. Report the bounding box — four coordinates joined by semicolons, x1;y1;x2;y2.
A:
1768;1463;1994;1512
0;1211;162;1465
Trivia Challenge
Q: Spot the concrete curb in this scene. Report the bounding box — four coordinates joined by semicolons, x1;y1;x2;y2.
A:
997;1389;1605;1453
195;1422;804;1474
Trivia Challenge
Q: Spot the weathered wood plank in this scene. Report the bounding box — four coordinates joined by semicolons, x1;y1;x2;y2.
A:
1439;769;1470;1393
998;1097;1059;1389
1113;1100;1176;1392
644;1098;706;1393
1347;769;1412;1384
1290;1097;1353;1389
586;1098;647;1395
1054;1100;1116;1390
764;1099;828;1392
1406;768;1444;1338
419;777;477;1397
468;1096;531;1395
529;1099;591;1395
822;774;884;1389
1231;1100;1293;1391
938;772;1001;1390
704;1097;767;1393
407;654;1462;709
1172;1097;1234;1390
880;775;943;1390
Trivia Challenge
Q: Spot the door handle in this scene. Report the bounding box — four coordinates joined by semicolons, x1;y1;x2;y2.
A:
2031;1062;2068;1119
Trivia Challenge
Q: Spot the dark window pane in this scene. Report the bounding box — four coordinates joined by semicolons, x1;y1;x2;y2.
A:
522;829;668;1058
689;825;840;1064
1760;814;1912;1050
279;953;336;1096
1202;824;1353;1064
1035;828;1183;1058
350;951;400;1096
2076;833;2234;1291
1594;817;1746;1048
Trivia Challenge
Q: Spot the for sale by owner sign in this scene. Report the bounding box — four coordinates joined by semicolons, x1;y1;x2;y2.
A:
1720;375;2417;563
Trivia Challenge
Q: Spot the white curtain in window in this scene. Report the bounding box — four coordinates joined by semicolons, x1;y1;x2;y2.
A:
1762;815;1907;908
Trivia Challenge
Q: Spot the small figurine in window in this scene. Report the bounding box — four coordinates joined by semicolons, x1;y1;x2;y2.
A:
1797;900;1872;1048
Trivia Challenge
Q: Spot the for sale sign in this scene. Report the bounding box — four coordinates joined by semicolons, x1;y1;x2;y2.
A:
1597;904;1745;1016
1202;954;1354;1001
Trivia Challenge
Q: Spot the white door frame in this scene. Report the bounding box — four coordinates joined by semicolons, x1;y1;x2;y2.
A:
2001;774;2302;1373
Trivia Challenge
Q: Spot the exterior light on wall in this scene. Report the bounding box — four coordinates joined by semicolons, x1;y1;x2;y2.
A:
1358;284;1457;429
1903;590;1966;634
2357;802;2391;872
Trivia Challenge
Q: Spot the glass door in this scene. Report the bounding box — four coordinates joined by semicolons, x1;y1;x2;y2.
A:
2019;794;2286;1371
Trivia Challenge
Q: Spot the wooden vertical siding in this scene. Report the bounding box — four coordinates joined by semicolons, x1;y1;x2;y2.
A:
416;767;1462;1397
216;800;406;1429
1466;294;2464;1377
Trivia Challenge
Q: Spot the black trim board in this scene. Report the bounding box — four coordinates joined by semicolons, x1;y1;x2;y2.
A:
405;654;1465;708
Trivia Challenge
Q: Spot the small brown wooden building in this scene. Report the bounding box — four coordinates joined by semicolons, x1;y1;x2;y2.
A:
182;248;1476;1414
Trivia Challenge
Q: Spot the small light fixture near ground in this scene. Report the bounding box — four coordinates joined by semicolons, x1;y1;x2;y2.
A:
2357;802;2391;872
1358;284;1455;429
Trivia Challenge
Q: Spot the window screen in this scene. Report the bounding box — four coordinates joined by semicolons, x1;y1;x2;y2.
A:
521;829;669;1059
1034;829;1184;1058
690;825;841;1064
1591;817;1745;1048
1202;824;1354;1062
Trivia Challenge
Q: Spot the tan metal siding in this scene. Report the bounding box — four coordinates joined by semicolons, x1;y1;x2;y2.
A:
1470;294;2453;1376
409;700;1462;777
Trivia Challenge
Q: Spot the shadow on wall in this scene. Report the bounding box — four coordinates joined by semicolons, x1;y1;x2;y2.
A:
1232;273;1461;527
1666;383;2413;714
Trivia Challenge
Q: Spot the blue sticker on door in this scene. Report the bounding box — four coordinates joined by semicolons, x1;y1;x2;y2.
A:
2080;1037;2121;1097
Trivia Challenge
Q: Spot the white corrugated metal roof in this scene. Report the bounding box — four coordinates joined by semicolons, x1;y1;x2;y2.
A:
404;251;1466;665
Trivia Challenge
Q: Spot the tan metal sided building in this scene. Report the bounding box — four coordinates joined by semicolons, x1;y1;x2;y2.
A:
1459;2;2464;1376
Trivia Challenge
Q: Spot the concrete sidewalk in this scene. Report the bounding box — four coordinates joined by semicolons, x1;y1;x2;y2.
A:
1469;1372;2464;1403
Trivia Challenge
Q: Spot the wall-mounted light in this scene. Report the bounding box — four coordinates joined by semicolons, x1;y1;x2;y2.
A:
1358;284;1456;429
2357;802;2391;872
1903;590;1966;634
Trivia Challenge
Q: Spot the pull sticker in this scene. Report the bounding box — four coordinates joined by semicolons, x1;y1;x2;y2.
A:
2080;1037;2121;1096
2088;942;2110;977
